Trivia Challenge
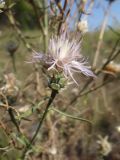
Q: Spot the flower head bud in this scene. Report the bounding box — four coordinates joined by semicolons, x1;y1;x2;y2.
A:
77;20;88;33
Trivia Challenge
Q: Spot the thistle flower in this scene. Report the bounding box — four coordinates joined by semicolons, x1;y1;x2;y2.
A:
32;32;95;84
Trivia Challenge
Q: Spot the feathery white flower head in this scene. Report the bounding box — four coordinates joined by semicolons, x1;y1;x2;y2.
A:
32;31;95;84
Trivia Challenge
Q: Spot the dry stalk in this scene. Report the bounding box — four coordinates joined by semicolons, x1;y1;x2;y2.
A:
93;2;112;68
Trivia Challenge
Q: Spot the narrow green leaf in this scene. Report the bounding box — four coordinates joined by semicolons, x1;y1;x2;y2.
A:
51;108;92;124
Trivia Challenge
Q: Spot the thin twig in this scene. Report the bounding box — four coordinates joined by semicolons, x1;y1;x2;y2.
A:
77;75;120;107
0;92;21;133
8;108;21;133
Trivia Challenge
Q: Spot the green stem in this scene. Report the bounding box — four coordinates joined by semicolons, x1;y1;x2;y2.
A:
21;89;58;159
30;90;57;144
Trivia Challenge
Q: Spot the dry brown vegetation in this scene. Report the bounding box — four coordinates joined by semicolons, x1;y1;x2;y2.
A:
0;0;120;160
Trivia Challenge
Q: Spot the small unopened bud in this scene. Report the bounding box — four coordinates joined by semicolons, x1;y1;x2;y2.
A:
77;20;88;33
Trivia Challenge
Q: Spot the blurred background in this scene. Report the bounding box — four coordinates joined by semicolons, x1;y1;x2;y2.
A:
0;0;120;160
